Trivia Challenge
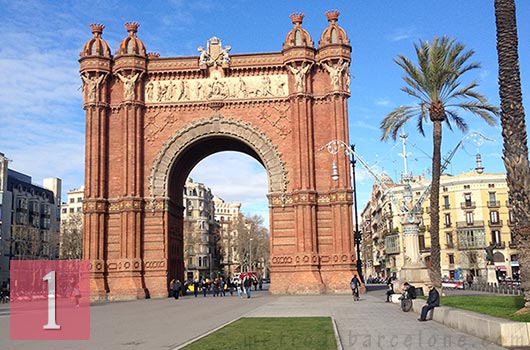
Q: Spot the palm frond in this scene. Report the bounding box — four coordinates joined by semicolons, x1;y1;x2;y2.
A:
445;110;469;133
381;106;419;141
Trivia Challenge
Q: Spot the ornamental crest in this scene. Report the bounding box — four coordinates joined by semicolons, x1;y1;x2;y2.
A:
198;37;231;67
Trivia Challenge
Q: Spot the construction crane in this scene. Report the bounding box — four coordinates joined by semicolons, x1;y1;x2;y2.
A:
320;131;494;221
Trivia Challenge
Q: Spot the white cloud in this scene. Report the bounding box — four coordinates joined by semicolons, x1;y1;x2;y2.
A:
375;97;391;106
388;27;416;42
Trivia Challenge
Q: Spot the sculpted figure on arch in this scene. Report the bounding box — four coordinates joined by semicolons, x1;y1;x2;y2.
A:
117;72;140;100
287;63;312;92
81;73;105;102
322;59;349;91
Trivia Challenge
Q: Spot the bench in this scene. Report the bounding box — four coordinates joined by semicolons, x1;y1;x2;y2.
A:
410;299;530;347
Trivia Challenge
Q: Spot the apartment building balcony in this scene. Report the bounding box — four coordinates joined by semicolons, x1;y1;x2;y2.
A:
384;234;400;255
508;220;516;227
505;200;513;208
509;241;517;249
488;220;503;228
487;201;500;208
460;201;476;209
489;241;506;249
456;220;484;229
443;204;451;210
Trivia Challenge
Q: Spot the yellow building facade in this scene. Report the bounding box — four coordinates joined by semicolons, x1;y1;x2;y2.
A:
361;171;519;281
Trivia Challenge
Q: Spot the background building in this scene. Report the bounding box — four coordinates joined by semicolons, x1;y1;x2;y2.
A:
0;152;62;287
361;170;518;282
213;195;241;277
61;185;84;221
183;178;219;281
60;185;84;259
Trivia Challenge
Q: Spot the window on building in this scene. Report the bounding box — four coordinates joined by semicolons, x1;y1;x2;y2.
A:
464;185;470;189
443;195;450;209
511;254;518;262
62;208;67;214
444;213;451;227
489;192;496;203
446;232;453;247
491;230;501;244
70;198;74;203
466;211;474;225
464;193;472;206
448;254;455;264
188;258;192;266
77;207;82;212
77;197;83;202
509;210;515;224
70;208;74;213
490;211;499;224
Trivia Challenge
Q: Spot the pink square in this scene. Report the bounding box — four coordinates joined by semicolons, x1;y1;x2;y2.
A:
10;260;90;340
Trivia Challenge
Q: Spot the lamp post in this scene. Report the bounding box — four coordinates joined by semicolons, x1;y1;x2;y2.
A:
319;140;364;283
249;238;253;272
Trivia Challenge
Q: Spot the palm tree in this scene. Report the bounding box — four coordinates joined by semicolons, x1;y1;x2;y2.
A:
380;37;499;288
494;0;530;312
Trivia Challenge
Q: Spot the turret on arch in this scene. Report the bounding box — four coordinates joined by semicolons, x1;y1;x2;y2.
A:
80;11;358;300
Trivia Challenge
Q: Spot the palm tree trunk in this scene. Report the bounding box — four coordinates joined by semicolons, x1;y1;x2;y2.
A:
429;119;443;288
495;0;530;310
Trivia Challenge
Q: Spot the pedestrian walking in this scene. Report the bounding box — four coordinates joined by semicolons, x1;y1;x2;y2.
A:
243;276;252;298
385;279;394;302
237;279;243;298
193;279;199;298
350;275;360;301
172;279;181;299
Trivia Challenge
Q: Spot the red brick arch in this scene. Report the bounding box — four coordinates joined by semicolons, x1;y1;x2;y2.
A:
80;12;359;300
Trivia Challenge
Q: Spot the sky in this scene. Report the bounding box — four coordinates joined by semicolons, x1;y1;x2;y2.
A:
1;0;529;225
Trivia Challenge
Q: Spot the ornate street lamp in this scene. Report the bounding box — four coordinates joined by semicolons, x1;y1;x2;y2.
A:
319;140;364;283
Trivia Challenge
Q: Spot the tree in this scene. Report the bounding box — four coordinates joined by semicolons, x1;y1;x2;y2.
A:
380;37;499;288
10;225;42;260
60;213;83;260
494;0;530;311
233;214;270;275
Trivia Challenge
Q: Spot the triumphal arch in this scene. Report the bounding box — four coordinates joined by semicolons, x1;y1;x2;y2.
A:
80;11;358;300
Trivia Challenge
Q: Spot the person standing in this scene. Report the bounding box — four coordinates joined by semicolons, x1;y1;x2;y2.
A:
418;284;440;321
466;273;474;289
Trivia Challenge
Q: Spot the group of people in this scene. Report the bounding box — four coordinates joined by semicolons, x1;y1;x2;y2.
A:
389;279;440;321
169;275;263;300
352;275;440;322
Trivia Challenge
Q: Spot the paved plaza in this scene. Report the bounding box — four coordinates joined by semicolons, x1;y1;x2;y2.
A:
0;286;509;350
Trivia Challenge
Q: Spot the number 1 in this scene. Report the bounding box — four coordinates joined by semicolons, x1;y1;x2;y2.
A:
43;271;61;330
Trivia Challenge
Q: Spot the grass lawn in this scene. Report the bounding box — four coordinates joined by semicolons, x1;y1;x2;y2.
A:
181;317;337;350
438;295;530;322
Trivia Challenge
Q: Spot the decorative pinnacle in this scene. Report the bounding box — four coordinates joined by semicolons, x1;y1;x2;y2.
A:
147;52;160;58
90;23;105;36
325;10;340;23
125;22;140;34
290;12;304;25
